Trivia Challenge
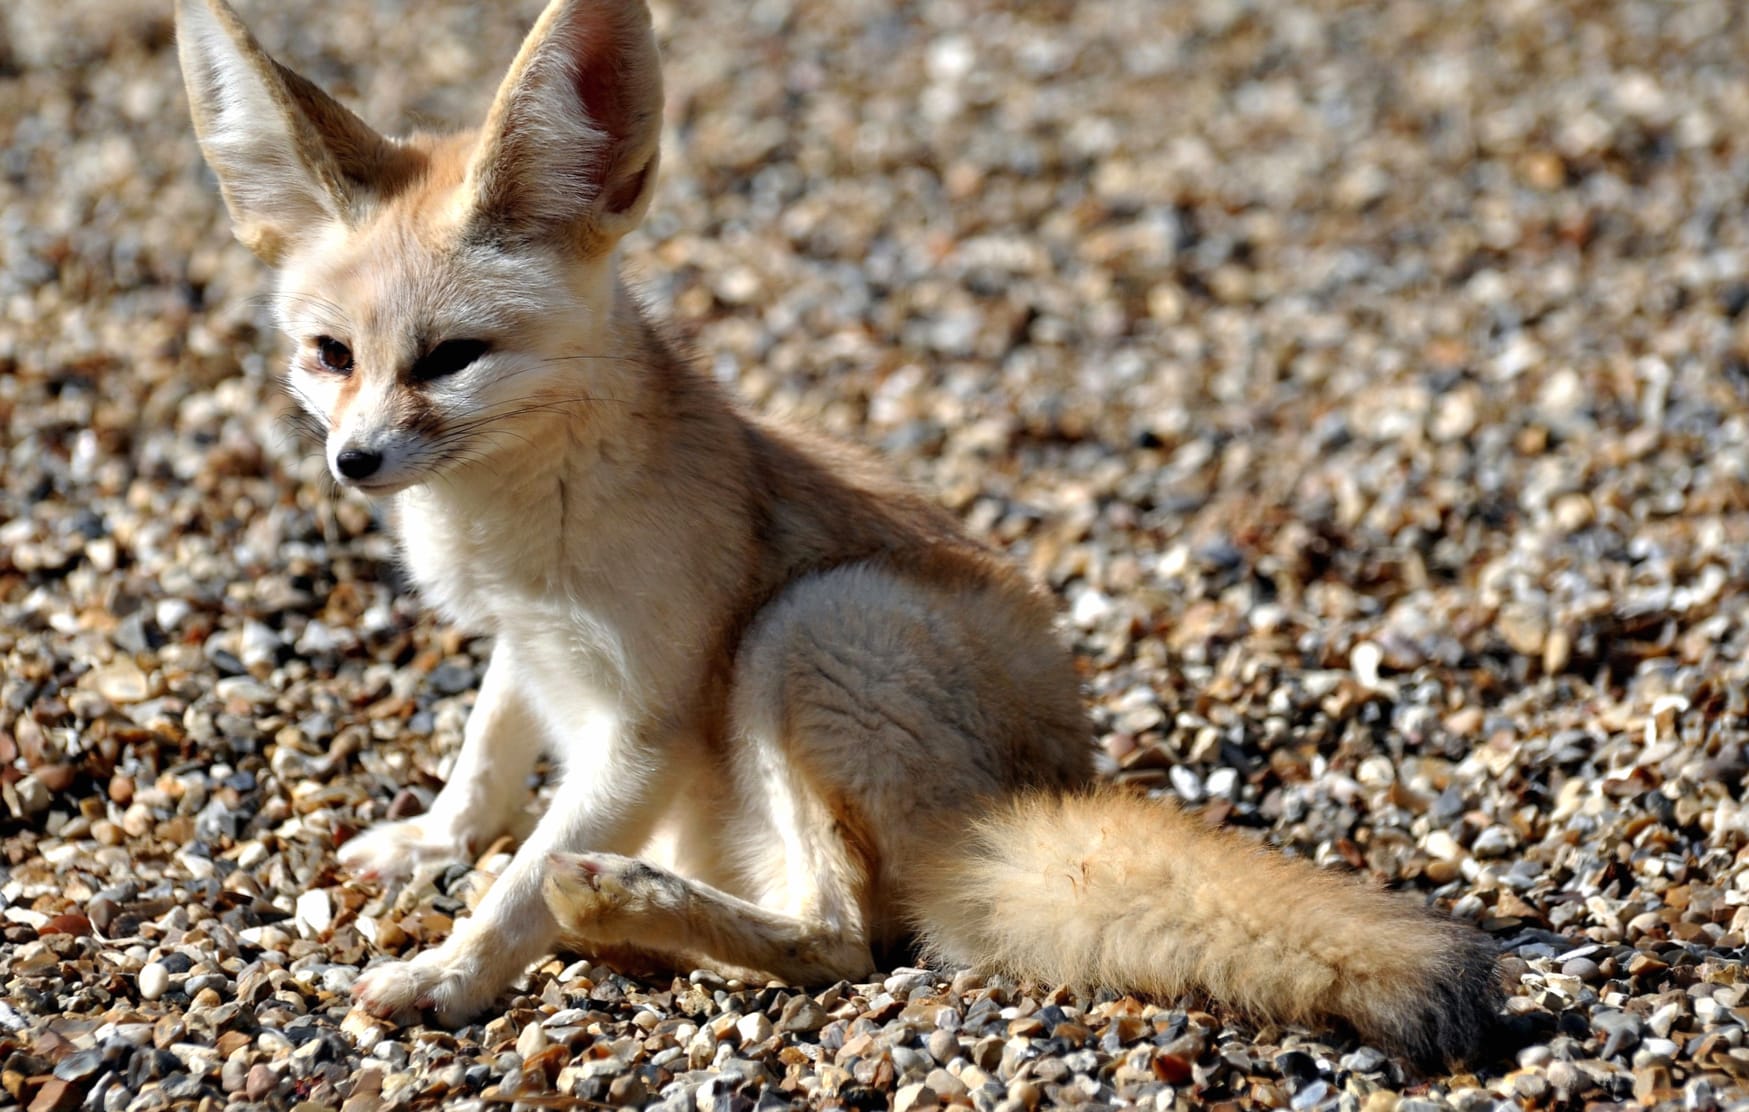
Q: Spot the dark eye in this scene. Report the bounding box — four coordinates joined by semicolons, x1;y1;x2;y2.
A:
315;336;354;375
412;339;491;382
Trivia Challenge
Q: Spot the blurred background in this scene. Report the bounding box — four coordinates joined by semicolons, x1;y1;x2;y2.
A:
4;0;1749;1104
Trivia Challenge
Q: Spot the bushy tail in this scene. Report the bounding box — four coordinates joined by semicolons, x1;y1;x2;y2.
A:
909;788;1501;1068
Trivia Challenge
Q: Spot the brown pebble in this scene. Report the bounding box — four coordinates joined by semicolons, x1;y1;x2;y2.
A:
38;914;91;939
1424;859;1461;884
1152;1051;1194;1084
1629;953;1669;978
385;788;425;820
33;764;75;793
1521;150;1566;190
245;1064;278;1103
1007;1015;1045;1037
27;1079;80;1112
609;1074;647;1103
372;919;409;951
1542;626;1572;674
216;1031;251;1058
28;1077;76;1112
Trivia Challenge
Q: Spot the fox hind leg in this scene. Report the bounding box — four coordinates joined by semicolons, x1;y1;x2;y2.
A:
542;589;899;984
545;564;1036;989
543;850;875;985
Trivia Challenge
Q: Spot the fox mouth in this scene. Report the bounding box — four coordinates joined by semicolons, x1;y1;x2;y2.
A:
336;473;420;497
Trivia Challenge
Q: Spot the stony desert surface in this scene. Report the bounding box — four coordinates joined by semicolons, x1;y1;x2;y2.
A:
3;0;1749;1108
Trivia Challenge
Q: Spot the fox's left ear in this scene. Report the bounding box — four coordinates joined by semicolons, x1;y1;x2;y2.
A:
467;0;664;252
175;0;411;263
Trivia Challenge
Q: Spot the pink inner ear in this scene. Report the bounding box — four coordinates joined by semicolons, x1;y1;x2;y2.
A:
474;0;661;233
562;12;639;143
599;161;651;216
554;7;656;213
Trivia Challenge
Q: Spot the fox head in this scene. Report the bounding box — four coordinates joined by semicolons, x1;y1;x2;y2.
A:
175;0;663;494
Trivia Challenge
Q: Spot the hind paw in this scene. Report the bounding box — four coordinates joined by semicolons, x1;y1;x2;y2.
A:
542;852;682;936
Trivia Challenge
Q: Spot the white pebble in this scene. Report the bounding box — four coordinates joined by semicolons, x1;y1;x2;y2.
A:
894;1081;938;1112
1424;830;1465;861
1472;825;1517;857
1070;588;1113;629
516;1020;548;1059
1350;640;1384;688
154;598;192;632
1638;1038;1678;1064
294;889;333;938
735;1012;773;1045
139;962;170;1002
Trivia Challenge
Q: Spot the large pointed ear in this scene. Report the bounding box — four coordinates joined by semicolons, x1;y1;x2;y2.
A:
175;0;412;262
467;0;664;252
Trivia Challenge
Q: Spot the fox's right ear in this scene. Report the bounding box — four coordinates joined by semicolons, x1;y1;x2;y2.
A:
175;0;409;263
466;0;664;253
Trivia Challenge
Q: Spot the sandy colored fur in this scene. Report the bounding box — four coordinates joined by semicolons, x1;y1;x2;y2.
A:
177;0;1502;1068
910;790;1502;1066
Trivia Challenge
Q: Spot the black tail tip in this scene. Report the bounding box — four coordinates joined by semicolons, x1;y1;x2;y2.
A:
1380;924;1509;1073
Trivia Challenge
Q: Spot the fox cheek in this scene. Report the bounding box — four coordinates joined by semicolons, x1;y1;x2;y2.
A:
282;368;340;439
407;380;453;426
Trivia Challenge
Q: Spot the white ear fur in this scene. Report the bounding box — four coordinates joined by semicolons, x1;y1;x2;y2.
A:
468;0;665;251
175;0;405;262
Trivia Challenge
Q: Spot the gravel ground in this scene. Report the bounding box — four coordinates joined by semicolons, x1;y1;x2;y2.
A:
5;0;1749;1108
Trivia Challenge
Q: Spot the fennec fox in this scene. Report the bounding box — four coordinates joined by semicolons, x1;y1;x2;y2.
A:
176;0;1502;1066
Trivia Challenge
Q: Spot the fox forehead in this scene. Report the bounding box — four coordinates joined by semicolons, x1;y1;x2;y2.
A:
273;132;570;347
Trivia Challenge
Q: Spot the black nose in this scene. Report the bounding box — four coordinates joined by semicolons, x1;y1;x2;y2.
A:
336;448;382;480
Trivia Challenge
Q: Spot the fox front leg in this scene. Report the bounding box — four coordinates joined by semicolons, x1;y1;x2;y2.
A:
339;648;542;879
352;711;671;1023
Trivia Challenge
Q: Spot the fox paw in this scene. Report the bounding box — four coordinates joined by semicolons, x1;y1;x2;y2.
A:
339;817;481;880
352;947;500;1026
542;852;682;936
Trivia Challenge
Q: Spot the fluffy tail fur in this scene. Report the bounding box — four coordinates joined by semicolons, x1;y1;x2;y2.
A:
909;789;1501;1068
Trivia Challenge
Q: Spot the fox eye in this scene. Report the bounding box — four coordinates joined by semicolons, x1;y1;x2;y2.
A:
412;339;491;382
315;336;354;375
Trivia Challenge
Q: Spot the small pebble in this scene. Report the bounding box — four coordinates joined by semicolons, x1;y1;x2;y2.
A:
139;962;170;1002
